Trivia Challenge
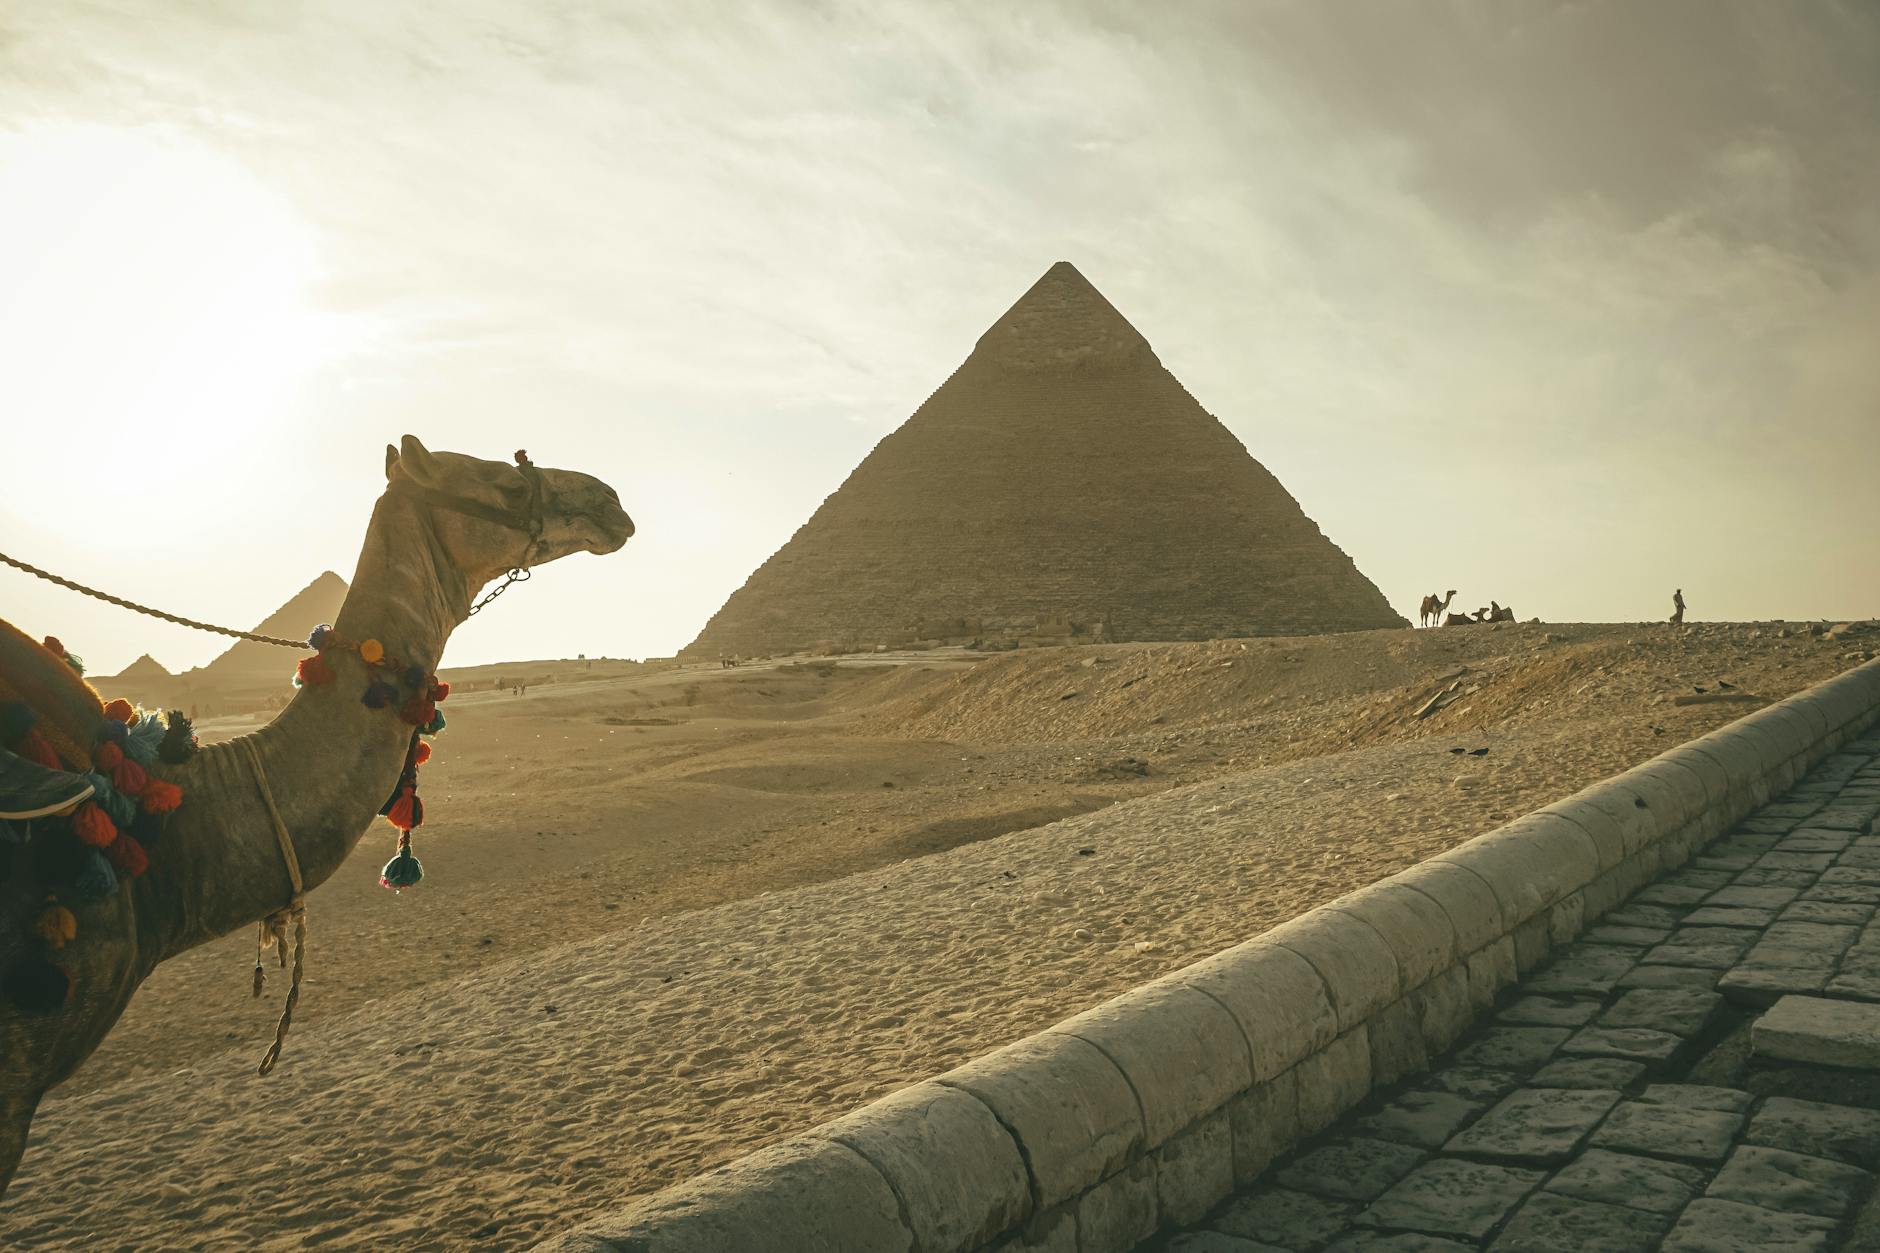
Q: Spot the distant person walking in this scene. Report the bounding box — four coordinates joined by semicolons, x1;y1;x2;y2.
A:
1670;588;1685;625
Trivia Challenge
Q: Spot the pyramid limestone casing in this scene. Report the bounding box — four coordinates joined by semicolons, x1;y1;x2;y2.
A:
683;263;1405;657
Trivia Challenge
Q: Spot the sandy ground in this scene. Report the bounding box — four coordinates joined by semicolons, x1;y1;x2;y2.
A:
1;620;1873;1249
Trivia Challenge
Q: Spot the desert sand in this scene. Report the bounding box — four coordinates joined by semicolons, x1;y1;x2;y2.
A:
0;620;1872;1249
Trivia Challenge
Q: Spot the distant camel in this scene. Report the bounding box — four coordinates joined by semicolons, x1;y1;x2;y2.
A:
1419;590;1457;628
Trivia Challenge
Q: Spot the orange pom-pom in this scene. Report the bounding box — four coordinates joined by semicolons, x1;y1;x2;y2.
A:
432;681;450;702
72;802;117;848
385;788;422;832
111;756;148;797
360;638;385;664
19;730;61;770
95;741;124;770
140;778;183;814
108;834;149;877
103;699;136;723
414;740;433;765
296;654;336;686
42;636;65;658
34;904;77;950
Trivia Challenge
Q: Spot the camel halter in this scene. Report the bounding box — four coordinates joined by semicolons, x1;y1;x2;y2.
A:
388;450;548;617
239;738;306;1076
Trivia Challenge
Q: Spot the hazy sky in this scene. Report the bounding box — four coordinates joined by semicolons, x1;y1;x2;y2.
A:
2;1;1876;675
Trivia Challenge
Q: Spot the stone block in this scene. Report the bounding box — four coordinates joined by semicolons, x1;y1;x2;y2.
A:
1753;994;1880;1070
1355;1158;1543;1241
938;1031;1142;1210
1522;944;1636;996
1680;905;1777;928
1393;863;1504;954
1178;941;1336;1082
1277;1137;1427;1204
1597;987;1722;1038
1616;964;1720;992
1269;908;1403;1036
1541;791;1630;872
1489;1190;1669;1252
1352;1090;1485;1150
1511;914;1551;975
1705;1144;1871;1219
1546;892;1584;947
1660;1198;1836;1253
1227;1069;1299;1186
1497;996;1601;1028
1581;923;1669;947
1210;1187;1356;1250
1560;1025;1683;1065
1718;965;1828;1006
1782;900;1875;925
1296;1029;1372;1136
1419;1065;1522;1104
566;1135;913;1253
1665;747;1736;816
1437;816;1599;929
1052;982;1250;1148
1407;965;1472;1057
1327;882;1458;992
1528;1057;1646;1090
1706;884;1800;908
1074;1156;1157;1253
1627;757;1713;830
1638;1084;1752;1112
1464;938;1517;1012
1157;1110;1236;1228
1683;738;1772;813
1444;1087;1620;1165
1603;903;1685;930
1001;1205;1077;1253
1165;1234;1285;1253
1453;1026;1569;1073
1543;1147;1706;1215
1367;997;1430;1088
822;1081;1030;1253
1589;1101;1742;1163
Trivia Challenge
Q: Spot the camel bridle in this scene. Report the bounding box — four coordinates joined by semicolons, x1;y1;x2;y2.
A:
388;450;548;616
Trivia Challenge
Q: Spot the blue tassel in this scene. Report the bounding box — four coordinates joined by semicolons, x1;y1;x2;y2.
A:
403;664;426;688
379;849;423;890
123;714;167;766
422;710;446;736
84;773;137;828
363;679;397;709
72;850;119;903
308;624;333;650
94;720;128;745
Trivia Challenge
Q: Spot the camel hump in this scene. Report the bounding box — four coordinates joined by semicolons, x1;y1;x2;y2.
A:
0;617;107;771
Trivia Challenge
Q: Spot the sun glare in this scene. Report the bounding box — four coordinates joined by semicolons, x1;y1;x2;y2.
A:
0;126;340;525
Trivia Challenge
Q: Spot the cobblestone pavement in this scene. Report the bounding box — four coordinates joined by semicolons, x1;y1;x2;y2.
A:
1153;733;1880;1253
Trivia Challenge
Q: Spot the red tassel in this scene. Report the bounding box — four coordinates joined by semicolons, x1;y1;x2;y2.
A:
19;730;60;770
432;681;450;702
398;696;436;728
103;699;136;723
414;740;433;765
111;756;148;797
108;834;149;877
95;741;124;770
385;787;422;832
296;654;336;686
72;802;117;848
140;778;183;814
42;636;65;659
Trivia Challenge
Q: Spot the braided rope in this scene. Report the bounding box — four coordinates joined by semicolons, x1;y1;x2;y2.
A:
0;551;312;649
240;738;307;1076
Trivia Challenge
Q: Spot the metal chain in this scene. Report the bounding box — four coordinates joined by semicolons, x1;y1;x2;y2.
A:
467;567;530;617
0;550;313;649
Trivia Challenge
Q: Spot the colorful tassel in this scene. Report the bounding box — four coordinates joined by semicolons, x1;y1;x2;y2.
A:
108;834;149;877
72;802;117;848
404;664;426;688
384;787;423;832
140;778;183;814
423;710;446;736
362;679;396;709
157;711;198;764
84;772;136;828
360;638;385;664
432;681;450;702
397;696;436;728
18;729;60;770
379;833;423;891
295;654;336;687
33;903;76;950
95;741;124;770
123;713;168;766
72;850;118;902
414;740;432;766
3;958;72;1011
308;624;333;650
102;699;135;723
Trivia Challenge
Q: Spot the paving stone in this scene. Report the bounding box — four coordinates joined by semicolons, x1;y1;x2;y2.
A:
1351;1092;1485;1151
1782;828;1856;850
1694;853;1757;872
1355;1158;1543;1241
1277;1139;1428;1204
1523;952;1638;997
1580;924;1670;947
1733;868;1820;889
1660;1197;1837;1252
1762;801;1829;819
1211;1187;1357;1250
1707;833;1783;856
1543;1147;1707;1215
1707;885;1802;909
1529;1057;1646;1090
1323;1235;1473;1253
1780;900;1876;925
1559;1025;1683;1064
1826;969;1880;1001
1590;1101;1743;1162
1705;1143;1871;1218
1444;1087;1619;1165
1496;997;1602;1028
1758;921;1861;954
1488;1190;1670;1252
1632;884;1711;906
1615;964;1720;991
1812;806;1880;831
1756;851;1837;872
1668;868;1736;891
1754;994;1880;1068
1452;1027;1569;1072
1679;906;1777;929
1802;883;1880;904
1718;965;1829;1005
1601;904;1685;930
1638;1084;1753;1113
1598;987;1723;1037
1737;816;1805;835
1168;1234;1291;1253
1643;939;1751;970
1820;865;1880;886
1747;1097;1880;1168
1418;1067;1521;1104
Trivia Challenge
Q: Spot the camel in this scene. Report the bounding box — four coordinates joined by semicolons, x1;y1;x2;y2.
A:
0;435;634;1195
1418;590;1457;628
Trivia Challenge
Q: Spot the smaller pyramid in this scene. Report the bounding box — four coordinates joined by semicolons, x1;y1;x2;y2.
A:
112;654;171;682
197;572;348;682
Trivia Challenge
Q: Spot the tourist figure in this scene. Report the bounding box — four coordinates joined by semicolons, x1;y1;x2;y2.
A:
1670;588;1685;625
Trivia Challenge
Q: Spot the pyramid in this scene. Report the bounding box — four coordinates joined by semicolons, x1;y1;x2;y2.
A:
683;263;1405;657
111;654;171;682
197;571;348;681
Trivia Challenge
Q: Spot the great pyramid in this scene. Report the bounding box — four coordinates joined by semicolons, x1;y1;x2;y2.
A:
683;263;1405;657
197;570;348;683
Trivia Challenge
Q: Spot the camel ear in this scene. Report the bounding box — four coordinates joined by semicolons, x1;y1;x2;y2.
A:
384;444;399;481
398;434;442;488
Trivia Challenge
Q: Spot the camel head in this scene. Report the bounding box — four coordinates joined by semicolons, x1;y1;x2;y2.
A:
383;434;635;592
